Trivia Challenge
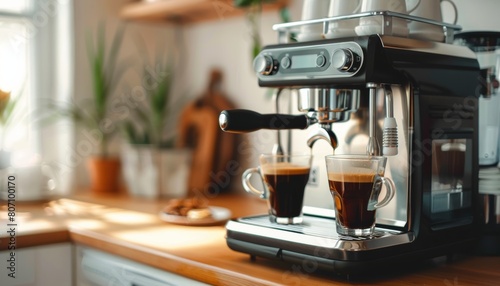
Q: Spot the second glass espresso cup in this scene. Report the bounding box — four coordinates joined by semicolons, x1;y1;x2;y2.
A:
242;154;312;224
325;155;395;237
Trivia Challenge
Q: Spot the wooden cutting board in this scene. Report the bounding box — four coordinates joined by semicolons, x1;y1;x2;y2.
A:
177;69;238;196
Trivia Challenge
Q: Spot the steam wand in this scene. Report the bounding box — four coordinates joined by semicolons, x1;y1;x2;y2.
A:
365;83;399;156
273;88;285;155
383;84;398;156
366;83;380;156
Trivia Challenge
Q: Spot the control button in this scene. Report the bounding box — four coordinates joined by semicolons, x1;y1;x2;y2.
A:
316;54;326;67
331;48;360;72
254;55;275;75
281;56;291;69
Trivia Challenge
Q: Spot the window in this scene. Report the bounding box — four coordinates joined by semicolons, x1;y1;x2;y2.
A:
0;0;31;14
0;1;32;153
0;0;74;195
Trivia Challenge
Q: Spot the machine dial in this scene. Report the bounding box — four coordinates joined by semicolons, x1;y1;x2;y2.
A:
331;48;360;72
281;56;291;69
316;54;327;67
254;55;275;75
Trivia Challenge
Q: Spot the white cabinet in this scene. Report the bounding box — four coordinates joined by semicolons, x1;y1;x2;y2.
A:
0;243;73;286
75;245;209;286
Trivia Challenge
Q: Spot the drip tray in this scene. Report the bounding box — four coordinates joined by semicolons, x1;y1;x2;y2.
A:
226;214;414;272
238;215;394;240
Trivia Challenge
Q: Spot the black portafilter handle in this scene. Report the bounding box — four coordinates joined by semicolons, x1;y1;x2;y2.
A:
219;109;313;133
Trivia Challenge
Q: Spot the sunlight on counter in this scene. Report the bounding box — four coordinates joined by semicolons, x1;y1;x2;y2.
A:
112;226;224;251
46;199;106;216
44;199;159;229
0;209;31;221
16;219;57;232
65;218;107;230
100;210;158;225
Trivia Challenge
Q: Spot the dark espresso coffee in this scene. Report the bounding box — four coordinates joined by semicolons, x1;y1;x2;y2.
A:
328;173;376;229
263;163;310;218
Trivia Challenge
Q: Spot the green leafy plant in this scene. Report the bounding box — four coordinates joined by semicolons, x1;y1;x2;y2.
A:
86;23;128;156
120;39;175;148
50;23;128;157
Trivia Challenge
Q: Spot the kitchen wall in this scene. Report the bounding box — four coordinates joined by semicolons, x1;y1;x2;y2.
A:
68;0;500;193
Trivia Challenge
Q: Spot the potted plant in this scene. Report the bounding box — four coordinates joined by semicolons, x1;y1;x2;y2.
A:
120;40;190;199
52;23;129;194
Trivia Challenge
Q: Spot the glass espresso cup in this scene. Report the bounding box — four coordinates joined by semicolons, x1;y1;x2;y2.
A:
242;154;312;224
325;155;395;236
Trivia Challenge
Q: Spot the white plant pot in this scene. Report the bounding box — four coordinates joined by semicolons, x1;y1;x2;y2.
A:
121;144;192;199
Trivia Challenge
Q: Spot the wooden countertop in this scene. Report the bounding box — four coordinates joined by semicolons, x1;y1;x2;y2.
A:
1;192;500;285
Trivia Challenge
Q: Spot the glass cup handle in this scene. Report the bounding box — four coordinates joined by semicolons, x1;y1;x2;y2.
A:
353;0;362;13
441;0;458;24
368;175;396;211
242;167;267;199
404;0;422;23
406;0;421;14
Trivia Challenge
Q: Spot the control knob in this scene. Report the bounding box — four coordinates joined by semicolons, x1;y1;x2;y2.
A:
331;48;361;72
254;55;275;75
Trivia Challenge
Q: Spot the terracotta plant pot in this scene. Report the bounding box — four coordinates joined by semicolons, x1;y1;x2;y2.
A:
87;156;121;193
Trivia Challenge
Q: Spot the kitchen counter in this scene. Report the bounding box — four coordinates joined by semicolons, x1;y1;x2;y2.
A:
1;192;500;285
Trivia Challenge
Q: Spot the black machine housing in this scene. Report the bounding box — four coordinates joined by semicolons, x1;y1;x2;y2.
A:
226;35;481;273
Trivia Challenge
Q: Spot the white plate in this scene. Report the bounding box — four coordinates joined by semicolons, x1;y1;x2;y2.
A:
159;206;231;226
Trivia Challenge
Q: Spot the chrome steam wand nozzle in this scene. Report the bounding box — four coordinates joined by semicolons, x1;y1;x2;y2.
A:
382;85;398;156
366;83;380;156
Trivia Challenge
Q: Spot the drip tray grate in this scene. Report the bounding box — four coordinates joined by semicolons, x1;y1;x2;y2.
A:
237;215;401;241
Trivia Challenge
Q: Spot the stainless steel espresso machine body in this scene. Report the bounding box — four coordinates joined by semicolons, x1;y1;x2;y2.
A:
221;14;481;274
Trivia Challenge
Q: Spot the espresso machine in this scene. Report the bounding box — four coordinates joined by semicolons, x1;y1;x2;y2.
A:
219;11;481;273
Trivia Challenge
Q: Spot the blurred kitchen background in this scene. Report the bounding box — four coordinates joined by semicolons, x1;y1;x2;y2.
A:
1;0;499;200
